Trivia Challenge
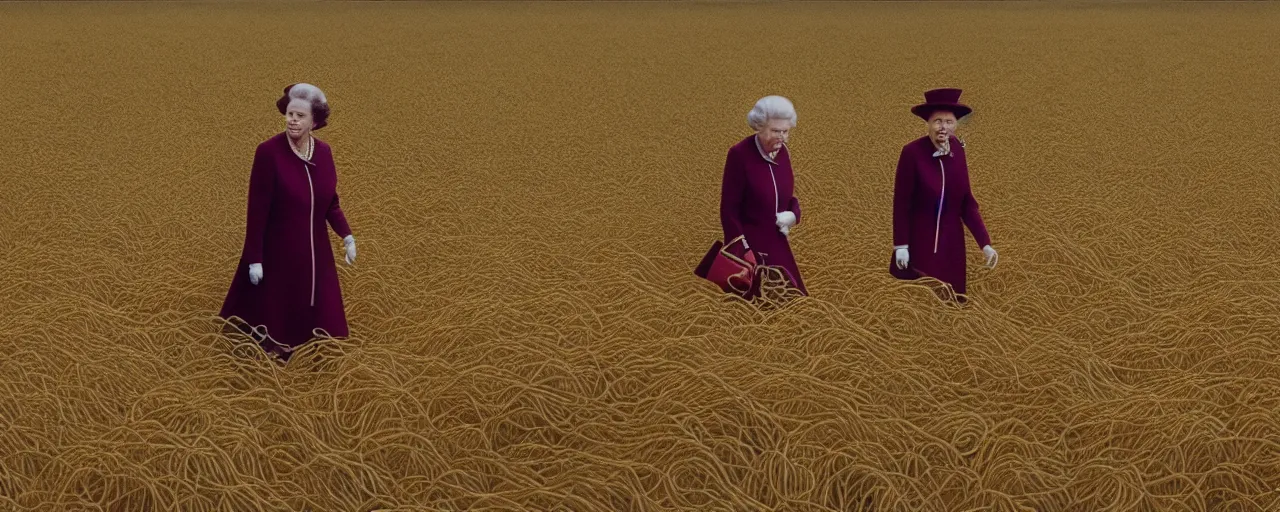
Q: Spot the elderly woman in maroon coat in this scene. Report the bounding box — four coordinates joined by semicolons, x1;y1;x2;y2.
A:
890;88;998;300
219;83;358;362
719;95;807;298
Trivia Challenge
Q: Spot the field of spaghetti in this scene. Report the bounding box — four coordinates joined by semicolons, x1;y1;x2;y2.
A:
2;1;1279;510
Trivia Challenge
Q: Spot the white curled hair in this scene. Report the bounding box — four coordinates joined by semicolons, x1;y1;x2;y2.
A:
288;83;326;107
747;95;797;131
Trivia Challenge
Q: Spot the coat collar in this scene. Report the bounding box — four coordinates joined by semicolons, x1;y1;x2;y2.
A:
280;131;317;165
753;134;784;164
925;135;963;158
932;143;952;158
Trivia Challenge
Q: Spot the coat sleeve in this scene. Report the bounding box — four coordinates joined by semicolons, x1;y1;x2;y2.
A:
318;145;355;240
788;196;801;225
962;180;992;248
891;145;914;248
326;192;353;240
719;147;748;248
242;144;275;264
321;147;353;239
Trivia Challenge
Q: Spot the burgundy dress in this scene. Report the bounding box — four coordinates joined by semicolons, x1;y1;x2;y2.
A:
219;132;353;353
890;135;990;296
719;134;807;297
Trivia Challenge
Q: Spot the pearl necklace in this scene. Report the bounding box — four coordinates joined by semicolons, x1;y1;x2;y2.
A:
290;134;313;161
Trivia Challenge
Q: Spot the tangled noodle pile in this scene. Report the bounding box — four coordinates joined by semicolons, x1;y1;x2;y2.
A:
1;1;1278;510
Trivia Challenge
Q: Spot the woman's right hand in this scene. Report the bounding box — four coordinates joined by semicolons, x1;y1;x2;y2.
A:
249;263;263;285
776;211;796;237
894;247;909;269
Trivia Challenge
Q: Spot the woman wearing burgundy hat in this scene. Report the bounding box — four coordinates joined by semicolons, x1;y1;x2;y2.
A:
219;83;359;363
889;88;998;300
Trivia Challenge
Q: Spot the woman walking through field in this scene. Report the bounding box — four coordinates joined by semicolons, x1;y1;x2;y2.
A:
890;88;998;301
219;83;359;363
714;95;807;298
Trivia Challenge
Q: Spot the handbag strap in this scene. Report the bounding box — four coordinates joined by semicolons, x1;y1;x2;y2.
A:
719;236;756;268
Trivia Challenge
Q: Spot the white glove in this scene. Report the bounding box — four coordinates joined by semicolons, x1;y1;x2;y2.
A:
894;246;909;269
982;244;998;268
343;235;356;265
776;211;796;236
248;263;263;285
776;211;796;229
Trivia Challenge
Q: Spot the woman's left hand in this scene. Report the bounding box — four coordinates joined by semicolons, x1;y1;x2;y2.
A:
982;245;998;268
344;235;357;265
776;211;796;233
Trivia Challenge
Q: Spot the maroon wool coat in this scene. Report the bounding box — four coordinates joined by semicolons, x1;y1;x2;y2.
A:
890;135;991;296
719;134;807;297
219;132;353;348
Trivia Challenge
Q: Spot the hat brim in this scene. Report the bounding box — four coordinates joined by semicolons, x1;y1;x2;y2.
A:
912;103;972;120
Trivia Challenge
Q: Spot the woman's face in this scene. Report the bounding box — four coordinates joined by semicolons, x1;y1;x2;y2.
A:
927;110;958;146
757;118;792;153
285;99;315;139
